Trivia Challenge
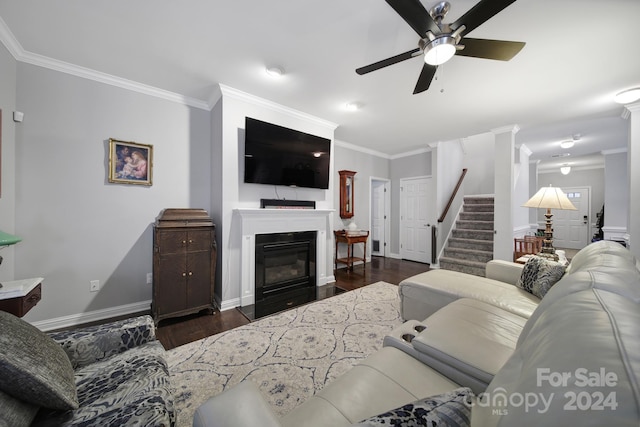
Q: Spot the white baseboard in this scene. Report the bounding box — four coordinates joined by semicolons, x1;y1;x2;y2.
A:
33;300;152;332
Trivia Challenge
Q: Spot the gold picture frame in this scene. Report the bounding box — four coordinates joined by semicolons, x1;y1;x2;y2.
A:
108;138;153;186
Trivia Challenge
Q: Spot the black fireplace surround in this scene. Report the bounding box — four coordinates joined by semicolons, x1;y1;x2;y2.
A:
255;231;317;318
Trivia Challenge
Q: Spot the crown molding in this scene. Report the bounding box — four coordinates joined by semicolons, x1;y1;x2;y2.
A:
218;84;338;131
491;124;520;135
390;146;432;160
0;16;210;110
601;148;627;156
623;101;640;117
518;143;533;156
334;139;389;159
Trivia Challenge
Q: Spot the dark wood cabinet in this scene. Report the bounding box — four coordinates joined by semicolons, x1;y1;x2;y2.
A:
153;209;216;324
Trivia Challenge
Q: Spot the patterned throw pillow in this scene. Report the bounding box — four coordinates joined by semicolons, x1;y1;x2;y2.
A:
516;255;566;299
0;311;79;410
352;387;473;427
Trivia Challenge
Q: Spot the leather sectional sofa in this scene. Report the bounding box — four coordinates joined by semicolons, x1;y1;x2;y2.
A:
193;240;640;426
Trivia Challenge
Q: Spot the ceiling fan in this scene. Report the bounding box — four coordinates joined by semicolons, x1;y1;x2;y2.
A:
356;0;525;94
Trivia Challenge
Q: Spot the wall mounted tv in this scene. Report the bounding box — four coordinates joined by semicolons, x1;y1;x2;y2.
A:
244;117;331;189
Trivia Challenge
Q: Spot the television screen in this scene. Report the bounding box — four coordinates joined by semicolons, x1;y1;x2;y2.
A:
244;117;331;189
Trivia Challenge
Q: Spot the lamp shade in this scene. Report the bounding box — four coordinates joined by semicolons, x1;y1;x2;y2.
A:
0;230;22;246
523;186;577;210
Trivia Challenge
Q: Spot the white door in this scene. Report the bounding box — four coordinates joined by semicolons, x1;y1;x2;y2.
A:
553;187;590;250
400;177;434;263
371;180;388;256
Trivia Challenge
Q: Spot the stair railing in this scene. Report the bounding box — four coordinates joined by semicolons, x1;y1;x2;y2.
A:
433;168;468;264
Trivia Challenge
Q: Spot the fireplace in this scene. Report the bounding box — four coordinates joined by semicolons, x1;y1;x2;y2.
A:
255;231;316;318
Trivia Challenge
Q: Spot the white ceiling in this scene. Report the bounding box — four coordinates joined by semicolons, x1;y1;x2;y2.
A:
1;0;638;171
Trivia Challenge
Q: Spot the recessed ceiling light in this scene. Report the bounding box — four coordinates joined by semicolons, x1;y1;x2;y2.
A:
614;87;640;104
560;134;580;149
560;164;571;175
265;66;284;78
560;140;574;149
345;102;362;112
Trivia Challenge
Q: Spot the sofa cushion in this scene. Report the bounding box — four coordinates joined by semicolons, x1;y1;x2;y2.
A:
48;315;156;369
352;387;473;427
399;269;540;321
0;311;79;410
516;256;565;298
473;288;640;427
281;346;461;427
0;389;39;427
411;299;527;388
565;240;638;274
32;341;175;427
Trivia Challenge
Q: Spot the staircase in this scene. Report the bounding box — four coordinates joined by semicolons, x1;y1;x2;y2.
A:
440;196;494;277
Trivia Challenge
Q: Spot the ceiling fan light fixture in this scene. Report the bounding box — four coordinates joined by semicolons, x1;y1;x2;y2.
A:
614;87;640;104
423;36;457;66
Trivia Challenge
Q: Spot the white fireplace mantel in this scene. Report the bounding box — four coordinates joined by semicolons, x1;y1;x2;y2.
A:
234;208;334;306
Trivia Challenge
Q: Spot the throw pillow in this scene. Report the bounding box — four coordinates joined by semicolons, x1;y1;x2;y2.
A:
0;311;79;410
516;255;566;299
352;387;473;427
0;389;39;427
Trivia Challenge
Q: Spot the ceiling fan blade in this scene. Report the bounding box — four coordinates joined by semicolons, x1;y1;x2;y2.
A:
385;0;440;37
452;0;518;37
413;64;437;94
456;38;525;61
356;48;421;75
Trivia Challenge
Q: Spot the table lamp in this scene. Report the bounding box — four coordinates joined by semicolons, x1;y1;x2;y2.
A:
522;186;576;261
0;230;22;288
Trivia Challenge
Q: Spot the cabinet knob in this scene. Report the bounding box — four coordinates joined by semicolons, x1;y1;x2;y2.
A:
188;271;193;276
182;240;187;245
189;239;194;243
182;272;187;277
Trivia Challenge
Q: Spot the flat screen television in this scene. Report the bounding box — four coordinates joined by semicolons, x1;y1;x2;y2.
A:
244;117;331;189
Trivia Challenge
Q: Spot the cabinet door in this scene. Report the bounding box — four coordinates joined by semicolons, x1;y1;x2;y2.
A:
158;230;189;254
155;230;190;316
186;249;212;307
186;230;211;252
155;252;188;315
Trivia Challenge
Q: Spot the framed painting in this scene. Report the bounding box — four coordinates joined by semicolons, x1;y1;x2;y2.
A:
108;138;153;186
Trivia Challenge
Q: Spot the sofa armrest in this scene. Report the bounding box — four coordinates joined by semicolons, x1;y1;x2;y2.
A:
193;381;283;427
48;315;157;369
485;260;524;286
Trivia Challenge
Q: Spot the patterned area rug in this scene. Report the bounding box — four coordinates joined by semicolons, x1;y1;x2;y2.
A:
167;281;402;426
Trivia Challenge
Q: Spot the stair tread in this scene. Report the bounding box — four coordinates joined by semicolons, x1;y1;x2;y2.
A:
449;237;494;244
440;257;487;267
444;247;493;255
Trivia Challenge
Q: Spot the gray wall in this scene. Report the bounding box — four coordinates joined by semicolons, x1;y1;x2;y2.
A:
603;151;628;233
462;132;495;196
390;151;432;255
14;63;211;323
0;43;17;281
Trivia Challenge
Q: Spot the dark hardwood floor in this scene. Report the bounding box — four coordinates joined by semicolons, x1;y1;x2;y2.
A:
155;257;430;350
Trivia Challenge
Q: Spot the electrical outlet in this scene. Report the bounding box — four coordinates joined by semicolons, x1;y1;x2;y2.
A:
90;280;100;292
146;273;152;284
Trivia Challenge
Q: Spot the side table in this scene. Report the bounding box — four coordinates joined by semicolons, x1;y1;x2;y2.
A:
0;277;43;317
334;230;369;272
